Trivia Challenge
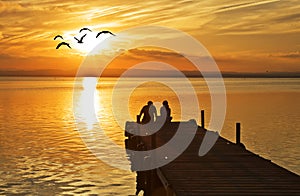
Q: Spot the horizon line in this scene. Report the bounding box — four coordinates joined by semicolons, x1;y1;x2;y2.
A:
0;74;300;78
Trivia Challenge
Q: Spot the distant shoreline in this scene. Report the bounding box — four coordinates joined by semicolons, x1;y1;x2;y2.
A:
0;74;299;78
1;69;300;78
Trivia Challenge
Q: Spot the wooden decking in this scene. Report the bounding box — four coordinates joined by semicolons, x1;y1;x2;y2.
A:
125;121;300;195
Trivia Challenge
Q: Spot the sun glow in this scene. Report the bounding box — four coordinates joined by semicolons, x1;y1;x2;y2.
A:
70;31;114;55
75;77;100;130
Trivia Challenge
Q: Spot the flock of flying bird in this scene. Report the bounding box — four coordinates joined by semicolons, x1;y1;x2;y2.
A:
54;27;115;49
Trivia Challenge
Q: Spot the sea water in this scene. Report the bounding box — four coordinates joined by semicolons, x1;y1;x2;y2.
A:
0;77;299;195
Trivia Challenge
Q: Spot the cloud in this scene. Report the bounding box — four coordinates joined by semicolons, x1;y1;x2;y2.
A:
275;13;300;23
202;0;300;35
270;51;300;58
128;48;184;59
215;0;281;13
0;1;25;13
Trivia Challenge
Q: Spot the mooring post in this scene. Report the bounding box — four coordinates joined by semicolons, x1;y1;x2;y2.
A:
201;110;205;129
137;115;140;123
236;122;241;144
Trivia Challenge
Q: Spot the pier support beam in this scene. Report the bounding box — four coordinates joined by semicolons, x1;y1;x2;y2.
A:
201;110;205;129
236;122;241;144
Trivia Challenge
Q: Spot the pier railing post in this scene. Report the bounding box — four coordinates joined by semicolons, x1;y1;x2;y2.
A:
201;110;205;129
236;122;241;144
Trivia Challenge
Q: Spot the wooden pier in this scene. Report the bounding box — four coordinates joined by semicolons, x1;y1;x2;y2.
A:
125;119;300;195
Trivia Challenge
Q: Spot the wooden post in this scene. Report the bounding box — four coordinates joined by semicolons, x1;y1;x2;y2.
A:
236;122;241;144
137;115;140;123
201;110;205;129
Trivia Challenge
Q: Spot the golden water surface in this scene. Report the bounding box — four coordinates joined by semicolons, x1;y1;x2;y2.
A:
0;77;299;195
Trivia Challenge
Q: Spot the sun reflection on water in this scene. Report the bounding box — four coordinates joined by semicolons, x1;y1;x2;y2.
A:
75;77;100;130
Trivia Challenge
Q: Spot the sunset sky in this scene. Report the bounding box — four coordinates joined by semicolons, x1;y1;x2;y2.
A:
0;0;299;76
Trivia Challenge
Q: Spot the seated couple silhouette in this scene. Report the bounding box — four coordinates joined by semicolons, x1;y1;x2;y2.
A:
137;100;171;125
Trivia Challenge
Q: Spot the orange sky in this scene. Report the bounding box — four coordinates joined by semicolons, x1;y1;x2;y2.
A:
0;0;299;76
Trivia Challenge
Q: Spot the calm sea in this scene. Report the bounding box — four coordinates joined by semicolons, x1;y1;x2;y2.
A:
0;77;299;195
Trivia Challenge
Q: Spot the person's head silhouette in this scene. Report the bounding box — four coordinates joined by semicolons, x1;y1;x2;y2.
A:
147;101;153;106
163;100;168;106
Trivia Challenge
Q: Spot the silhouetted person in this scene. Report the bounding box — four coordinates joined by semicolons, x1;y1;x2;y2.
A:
160;100;171;123
138;101;157;124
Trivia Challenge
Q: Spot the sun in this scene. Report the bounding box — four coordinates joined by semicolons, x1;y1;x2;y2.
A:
72;32;114;55
62;27;116;56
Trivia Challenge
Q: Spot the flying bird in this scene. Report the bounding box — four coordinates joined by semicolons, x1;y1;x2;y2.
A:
79;27;92;33
74;34;87;43
96;31;115;38
56;42;71;49
54;35;63;40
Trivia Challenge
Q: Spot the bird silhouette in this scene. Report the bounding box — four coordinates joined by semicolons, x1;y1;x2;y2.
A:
74;34;87;43
54;35;63;40
56;42;71;49
79;28;92;33
96;31;115;38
